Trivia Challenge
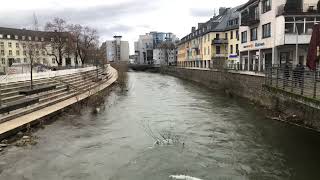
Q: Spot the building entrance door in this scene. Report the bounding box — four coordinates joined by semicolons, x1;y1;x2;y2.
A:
8;58;14;67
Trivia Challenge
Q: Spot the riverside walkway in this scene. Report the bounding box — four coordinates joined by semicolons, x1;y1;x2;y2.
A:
0;65;118;139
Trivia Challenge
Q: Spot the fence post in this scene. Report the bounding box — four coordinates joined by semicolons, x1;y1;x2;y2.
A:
276;68;279;88
314;71;317;98
300;70;304;96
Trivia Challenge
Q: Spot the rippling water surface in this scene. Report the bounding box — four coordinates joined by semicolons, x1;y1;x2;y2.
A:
1;72;320;180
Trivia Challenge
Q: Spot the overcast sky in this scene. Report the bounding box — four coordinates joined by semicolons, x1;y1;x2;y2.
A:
0;0;247;54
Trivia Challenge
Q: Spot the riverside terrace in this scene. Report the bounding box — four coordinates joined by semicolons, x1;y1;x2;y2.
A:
0;65;116;133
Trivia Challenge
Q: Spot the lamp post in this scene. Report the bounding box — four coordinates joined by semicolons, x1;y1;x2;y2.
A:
295;23;299;66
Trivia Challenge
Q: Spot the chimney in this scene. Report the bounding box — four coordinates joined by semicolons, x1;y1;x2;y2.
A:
191;27;196;33
219;7;227;15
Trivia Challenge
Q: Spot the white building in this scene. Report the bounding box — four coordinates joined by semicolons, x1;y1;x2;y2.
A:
134;32;179;65
153;48;176;66
134;34;154;64
104;36;129;62
0;27;81;74
238;0;320;72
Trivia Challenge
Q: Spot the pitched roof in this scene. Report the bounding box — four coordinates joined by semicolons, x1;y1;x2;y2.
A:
237;0;259;11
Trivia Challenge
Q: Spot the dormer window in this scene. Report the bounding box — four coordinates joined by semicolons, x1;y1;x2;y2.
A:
35;37;39;41
28;36;31;41
41;37;44;41
0;34;3;39
22;36;25;40
7;35;11;39
15;35;18;40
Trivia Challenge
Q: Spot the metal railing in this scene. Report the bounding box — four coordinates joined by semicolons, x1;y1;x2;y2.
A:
265;66;320;99
226;63;266;73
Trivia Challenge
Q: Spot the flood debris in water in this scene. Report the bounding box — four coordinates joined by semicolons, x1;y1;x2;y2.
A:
169;175;204;180
15;135;38;147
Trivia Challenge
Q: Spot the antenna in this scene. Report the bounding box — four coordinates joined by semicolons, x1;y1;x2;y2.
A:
33;12;39;31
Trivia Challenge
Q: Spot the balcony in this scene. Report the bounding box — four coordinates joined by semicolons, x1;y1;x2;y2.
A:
191;43;199;49
277;2;319;16
241;14;260;26
212;38;228;45
213;54;228;58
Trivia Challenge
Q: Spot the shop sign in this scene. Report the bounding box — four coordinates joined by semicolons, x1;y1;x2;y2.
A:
243;42;265;49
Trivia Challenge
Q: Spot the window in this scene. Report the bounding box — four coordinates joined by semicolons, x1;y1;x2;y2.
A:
208;34;210;42
16;43;19;48
230;31;234;39
7;35;11;39
216;46;221;54
1;58;5;64
236;44;239;55
8;42;12;48
262;0;271;13
16;50;20;56
24;58;27;63
262;23;271;38
41;37;44;41
250;27;258;41
216;34;220;39
23;50;26;56
0;34;3;38
22;36;25;40
236;30;239;40
14;35;18;40
28;36;32;41
16;58;21;63
0;42;4;48
35;37;39;41
23;43;26;49
225;33;228;39
9;50;12;55
42;51;46;55
230;45;233;54
52;58;56;64
0;50;4;55
241;31;248;43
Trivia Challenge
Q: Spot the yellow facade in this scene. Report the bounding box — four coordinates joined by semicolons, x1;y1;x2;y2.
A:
226;29;240;64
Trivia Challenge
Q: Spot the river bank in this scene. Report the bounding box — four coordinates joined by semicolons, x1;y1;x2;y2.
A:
160;66;320;132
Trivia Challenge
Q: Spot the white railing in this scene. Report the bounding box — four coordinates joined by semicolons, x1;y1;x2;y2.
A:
0;66;97;84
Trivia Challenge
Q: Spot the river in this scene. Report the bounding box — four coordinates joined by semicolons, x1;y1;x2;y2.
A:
0;71;320;180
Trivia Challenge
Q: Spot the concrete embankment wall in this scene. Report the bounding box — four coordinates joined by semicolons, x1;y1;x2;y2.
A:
161;67;320;130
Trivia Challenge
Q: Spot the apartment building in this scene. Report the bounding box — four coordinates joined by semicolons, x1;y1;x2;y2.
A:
0;27;80;73
134;32;178;65
238;0;320;72
177;7;241;68
104;36;129;62
153;41;177;66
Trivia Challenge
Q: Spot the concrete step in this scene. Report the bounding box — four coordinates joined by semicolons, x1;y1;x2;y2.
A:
1;81;59;94
0;68;111;123
1;94;26;104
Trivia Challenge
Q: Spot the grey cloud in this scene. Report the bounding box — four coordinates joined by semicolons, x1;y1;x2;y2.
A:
0;0;157;34
189;8;215;17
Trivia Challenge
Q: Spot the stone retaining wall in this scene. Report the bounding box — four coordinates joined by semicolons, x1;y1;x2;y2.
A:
161;67;320;130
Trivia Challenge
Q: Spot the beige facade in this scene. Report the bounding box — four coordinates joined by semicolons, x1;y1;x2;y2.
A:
0;27;80;74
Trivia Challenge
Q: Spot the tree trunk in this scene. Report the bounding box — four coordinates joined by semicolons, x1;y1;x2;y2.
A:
30;58;33;89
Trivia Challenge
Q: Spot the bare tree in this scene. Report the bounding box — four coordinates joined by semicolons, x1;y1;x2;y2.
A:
44;17;68;66
68;24;83;67
79;26;99;65
24;40;43;89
